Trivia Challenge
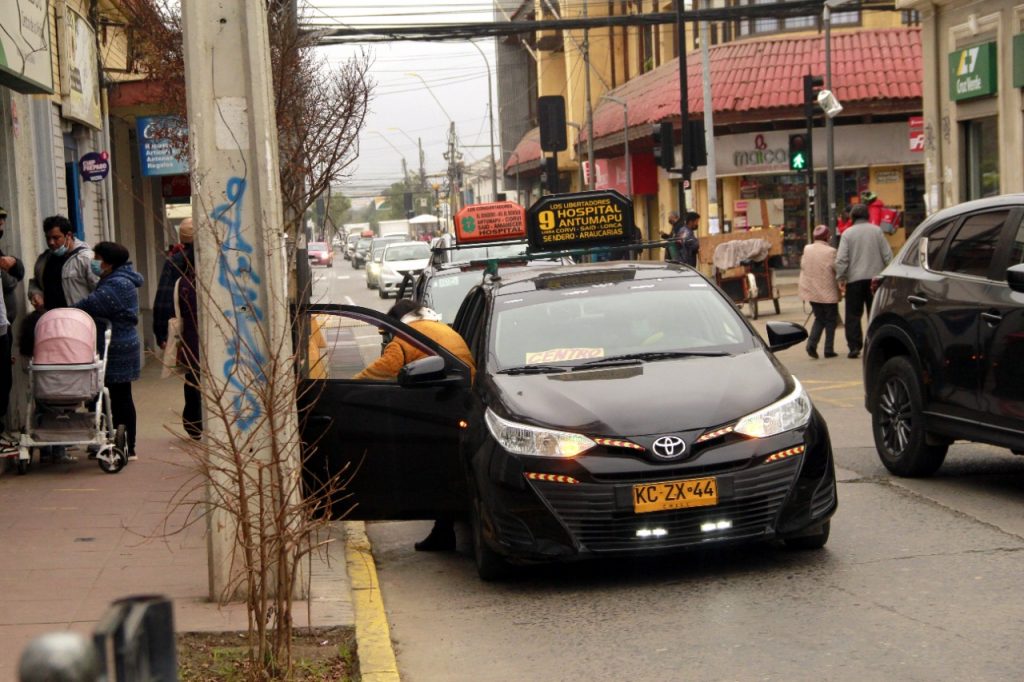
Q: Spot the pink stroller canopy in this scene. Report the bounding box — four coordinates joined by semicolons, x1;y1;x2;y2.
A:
34;308;97;364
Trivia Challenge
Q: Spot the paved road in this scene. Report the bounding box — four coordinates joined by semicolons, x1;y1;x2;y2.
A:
320;262;1024;681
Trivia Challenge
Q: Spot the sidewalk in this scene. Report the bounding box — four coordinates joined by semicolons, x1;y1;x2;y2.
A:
0;362;356;679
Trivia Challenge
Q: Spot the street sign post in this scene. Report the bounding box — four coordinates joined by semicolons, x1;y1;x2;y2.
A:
526;190;634;252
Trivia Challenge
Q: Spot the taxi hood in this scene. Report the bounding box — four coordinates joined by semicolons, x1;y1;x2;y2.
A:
487;350;792;436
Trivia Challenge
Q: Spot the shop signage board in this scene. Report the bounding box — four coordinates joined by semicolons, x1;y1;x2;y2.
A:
60;8;102;129
908;116;924;152
454;202;527;243
948;42;997;101
526;190;633;251
137;116;190;177
0;2;54;94
79;151;110;182
1014;34;1024;88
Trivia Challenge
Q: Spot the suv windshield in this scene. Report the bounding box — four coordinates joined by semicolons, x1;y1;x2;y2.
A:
423;272;483;322
385;243;430;261
490;279;752;369
356;238;372;250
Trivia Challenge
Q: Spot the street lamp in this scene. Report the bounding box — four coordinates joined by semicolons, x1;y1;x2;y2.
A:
599;95;631;197
469;41;498;200
406;72;455;124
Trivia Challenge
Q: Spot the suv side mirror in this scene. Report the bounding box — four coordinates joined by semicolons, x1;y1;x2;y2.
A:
1007;263;1024;293
766;321;809;352
397;355;467;387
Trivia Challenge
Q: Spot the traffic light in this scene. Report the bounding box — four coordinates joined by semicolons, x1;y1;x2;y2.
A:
684;120;707;172
789;134;808;172
542;156;559;194
538;96;568;152
652;122;674;170
803;74;824;117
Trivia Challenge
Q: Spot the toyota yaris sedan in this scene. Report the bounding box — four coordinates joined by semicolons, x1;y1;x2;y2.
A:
301;262;837;579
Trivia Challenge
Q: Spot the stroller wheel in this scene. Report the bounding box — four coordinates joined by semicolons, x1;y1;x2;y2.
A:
98;448;126;474
114;425;127;456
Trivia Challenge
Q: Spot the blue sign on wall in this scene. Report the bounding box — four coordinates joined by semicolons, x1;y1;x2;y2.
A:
137;116;189;176
79;151;110;182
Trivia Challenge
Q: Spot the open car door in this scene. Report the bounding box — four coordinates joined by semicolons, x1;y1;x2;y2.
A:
299;305;473;520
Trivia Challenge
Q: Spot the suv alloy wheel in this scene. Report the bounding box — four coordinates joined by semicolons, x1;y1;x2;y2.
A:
870;356;949;477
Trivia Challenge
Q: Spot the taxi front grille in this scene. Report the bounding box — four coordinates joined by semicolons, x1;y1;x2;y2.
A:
531;457;801;553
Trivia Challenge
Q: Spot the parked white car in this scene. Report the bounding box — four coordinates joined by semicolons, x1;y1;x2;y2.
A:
377;241;431;299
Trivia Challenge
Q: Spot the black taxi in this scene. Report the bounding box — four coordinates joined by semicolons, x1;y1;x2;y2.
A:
300;261;837;579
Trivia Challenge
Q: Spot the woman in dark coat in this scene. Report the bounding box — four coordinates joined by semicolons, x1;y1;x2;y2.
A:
73;242;144;459
177;243;202;439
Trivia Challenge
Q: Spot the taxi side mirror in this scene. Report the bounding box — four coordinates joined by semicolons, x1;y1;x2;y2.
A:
398;355;468;388
1007;263;1024;293
766;321;808;352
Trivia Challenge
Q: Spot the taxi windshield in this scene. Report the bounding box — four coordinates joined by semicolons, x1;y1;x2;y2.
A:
490;279;752;369
423;272;482;322
385;243;430;261
447;242;528;264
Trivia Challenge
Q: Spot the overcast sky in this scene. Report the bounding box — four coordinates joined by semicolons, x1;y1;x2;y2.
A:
306;0;499;200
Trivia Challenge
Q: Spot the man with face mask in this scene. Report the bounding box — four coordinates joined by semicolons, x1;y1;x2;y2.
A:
27;215;99;312
0;206;25;432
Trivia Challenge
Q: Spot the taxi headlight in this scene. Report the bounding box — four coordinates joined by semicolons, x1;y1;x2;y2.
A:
368;262;380;274
485;408;595;458
733;378;812;438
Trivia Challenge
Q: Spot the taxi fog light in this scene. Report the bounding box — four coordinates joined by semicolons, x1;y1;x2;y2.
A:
734;378;812;439
701;520;732;532
485;408;596;459
635;527;668;538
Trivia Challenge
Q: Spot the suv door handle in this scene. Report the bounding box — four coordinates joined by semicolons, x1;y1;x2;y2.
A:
981;311;1003;325
907;295;928;308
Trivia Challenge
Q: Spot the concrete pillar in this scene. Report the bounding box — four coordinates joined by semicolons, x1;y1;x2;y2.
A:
181;0;298;600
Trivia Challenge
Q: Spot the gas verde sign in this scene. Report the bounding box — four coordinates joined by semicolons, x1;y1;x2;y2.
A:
949;42;997;101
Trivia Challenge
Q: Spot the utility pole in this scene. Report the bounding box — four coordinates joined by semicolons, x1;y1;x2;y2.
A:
824;3;836;231
182;0;297;599
700;0;719;233
675;0;689;216
582;0;595;190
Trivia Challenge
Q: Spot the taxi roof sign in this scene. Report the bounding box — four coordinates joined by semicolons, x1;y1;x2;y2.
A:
526;190;634;252
454;201;527;244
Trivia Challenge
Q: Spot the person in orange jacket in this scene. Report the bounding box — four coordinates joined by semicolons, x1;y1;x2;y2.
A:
354;300;475;382
356;299;476;551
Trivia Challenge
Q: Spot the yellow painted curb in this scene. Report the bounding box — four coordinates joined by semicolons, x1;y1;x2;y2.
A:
344;521;400;681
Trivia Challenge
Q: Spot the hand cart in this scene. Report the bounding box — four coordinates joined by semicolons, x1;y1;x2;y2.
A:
713;259;781;320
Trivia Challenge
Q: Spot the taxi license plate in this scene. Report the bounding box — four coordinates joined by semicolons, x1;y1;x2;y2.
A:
632;477;718;514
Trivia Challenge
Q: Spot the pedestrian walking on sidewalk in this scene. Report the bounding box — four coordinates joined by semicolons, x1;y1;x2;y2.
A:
73;242;144;460
177;242;202;439
835;203;892;359
0;206;25;432
153;218;193;350
799;225;840;359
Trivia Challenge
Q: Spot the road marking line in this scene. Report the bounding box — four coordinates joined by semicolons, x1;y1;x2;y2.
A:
345;521;400;682
336;275;351;280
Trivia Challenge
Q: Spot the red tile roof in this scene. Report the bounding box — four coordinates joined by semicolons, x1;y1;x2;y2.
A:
505;126;541;173
587;27;921;143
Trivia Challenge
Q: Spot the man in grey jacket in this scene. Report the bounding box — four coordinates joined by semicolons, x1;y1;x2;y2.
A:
28;215;99;312
835;203;892;358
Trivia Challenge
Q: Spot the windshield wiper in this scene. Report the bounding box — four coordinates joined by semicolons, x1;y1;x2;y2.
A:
575;350;730;367
496;364;569;375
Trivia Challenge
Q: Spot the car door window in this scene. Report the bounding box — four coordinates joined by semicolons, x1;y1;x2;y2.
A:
938;211;1008;279
1010;220;1024;266
308;312;439;383
920;219;955;269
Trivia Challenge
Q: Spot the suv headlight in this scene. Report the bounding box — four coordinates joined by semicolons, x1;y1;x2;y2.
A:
485;408;595;458
733;378;812;438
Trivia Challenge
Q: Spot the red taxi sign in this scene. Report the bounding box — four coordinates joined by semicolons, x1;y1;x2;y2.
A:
454;201;527;244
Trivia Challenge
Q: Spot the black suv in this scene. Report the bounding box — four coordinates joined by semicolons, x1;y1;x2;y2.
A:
864;194;1024;477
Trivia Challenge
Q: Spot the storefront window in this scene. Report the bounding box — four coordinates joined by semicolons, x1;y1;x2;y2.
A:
963;116;1000;200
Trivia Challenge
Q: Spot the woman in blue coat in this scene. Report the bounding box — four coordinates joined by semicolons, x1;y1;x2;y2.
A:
73;242;144;460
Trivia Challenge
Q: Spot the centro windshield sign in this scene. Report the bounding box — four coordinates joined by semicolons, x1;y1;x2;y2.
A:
949;42;997;101
526;190;632;251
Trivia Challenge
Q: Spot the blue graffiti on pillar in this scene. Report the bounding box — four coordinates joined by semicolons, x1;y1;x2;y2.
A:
211;176;266;431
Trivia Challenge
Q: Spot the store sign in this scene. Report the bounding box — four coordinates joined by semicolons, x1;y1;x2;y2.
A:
526;190;633;251
0;1;54;94
732;134;789;171
908;116;924;152
79;151;110;182
59;8;102;129
1014;33;1024;88
454;202;527;244
594;154;658;196
137;116;190;177
948;42;997;101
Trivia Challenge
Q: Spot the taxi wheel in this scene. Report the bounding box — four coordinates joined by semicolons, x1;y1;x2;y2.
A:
472;504;511;582
783;521;830;550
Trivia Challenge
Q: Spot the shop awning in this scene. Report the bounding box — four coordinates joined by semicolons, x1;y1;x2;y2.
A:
586;27;922;149
504;127;542;175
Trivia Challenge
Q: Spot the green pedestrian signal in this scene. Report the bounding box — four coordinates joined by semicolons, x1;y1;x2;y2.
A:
789;134;809;172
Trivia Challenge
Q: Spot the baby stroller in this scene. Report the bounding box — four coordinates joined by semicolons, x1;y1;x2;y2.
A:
9;308;126;474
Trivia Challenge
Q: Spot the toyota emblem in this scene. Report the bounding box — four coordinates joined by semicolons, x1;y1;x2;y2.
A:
651;436;686;459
